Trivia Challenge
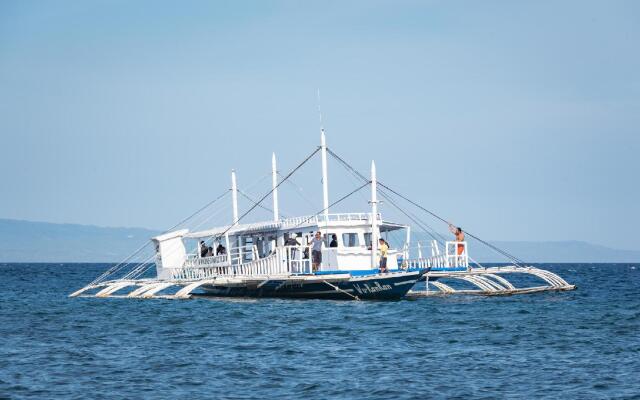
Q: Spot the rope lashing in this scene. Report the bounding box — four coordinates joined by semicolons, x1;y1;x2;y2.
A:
322;280;360;301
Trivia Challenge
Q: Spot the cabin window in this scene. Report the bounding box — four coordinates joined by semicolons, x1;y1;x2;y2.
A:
342;232;360;247
324;232;337;247
364;233;372;247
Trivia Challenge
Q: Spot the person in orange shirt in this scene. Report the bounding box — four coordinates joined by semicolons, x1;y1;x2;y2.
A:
448;224;465;255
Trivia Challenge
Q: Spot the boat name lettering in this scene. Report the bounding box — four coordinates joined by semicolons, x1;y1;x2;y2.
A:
353;282;392;295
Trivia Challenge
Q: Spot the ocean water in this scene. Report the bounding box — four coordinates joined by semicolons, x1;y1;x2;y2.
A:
0;263;638;399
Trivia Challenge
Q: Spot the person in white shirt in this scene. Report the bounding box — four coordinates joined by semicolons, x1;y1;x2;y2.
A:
309;231;323;272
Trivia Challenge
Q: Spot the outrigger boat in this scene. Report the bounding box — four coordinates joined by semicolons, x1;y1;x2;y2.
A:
70;132;575;301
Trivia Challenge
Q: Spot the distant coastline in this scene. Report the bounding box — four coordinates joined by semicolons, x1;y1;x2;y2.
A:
0;218;638;263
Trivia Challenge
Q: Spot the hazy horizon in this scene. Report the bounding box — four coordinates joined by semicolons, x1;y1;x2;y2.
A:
2;218;639;263
3;217;640;255
1;1;638;250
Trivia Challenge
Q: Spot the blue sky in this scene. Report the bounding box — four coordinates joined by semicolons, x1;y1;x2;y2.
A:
1;0;638;250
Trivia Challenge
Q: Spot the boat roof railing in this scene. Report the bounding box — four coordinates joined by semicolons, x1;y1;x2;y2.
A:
184;212;407;239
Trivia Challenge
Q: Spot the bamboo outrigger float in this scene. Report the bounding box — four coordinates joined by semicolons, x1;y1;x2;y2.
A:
70;132;575;301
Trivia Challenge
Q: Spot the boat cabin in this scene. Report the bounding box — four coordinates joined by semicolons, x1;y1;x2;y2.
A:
152;212;410;279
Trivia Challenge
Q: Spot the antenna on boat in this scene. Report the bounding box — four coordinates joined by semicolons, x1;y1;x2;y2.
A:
317;88;324;130
271;153;280;222
370;160;379;269
231;170;239;225
318;89;330;219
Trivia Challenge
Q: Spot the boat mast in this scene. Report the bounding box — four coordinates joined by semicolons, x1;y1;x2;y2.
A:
271;153;279;222
321;131;329;219
231;170;239;225
370;160;379;270
317;89;330;220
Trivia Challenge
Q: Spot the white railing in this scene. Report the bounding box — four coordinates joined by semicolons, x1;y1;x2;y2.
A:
169;265;232;280
184;254;228;268
168;245;313;280
284;245;312;274
279;212;382;227
280;215;318;227
405;254;449;270
317;212;381;223
187;244;264;269
232;252;283;276
445;241;469;268
405;241;469;270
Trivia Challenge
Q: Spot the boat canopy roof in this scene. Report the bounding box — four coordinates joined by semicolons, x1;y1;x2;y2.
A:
185;213;407;239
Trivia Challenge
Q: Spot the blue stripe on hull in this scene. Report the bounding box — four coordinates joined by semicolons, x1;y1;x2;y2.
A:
314;269;397;277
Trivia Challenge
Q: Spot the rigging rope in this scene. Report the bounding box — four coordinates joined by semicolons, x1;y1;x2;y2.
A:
88;189;232;285
118;171;278;281
167;189;232;232
327;146;526;267
278;173;320;210
377;182;526;267
288;181;371;230
210;147;321;242
326;147;446;246
378;186;447;245
184;172;273;251
238;189;286;219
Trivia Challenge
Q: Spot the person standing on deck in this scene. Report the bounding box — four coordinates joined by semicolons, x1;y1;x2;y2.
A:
199;241;208;258
448;224;466;264
216;244;226;255
378;238;389;273
329;234;338;248
309;231;323;272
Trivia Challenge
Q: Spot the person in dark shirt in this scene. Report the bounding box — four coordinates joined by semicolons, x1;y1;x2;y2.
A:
200;241;208;257
329;234;338;248
216;244;226;255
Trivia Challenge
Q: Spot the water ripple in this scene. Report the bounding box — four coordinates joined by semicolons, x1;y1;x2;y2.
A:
0;263;639;399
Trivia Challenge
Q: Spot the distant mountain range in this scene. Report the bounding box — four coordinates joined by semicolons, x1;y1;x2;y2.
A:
0;218;638;263
0;219;160;263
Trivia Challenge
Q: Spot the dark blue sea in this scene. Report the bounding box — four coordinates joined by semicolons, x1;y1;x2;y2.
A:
1;263;639;399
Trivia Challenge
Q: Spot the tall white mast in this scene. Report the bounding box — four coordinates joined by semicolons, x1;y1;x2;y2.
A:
231;170;239;225
321;131;329;219
271;152;279;222
370;160;379;269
